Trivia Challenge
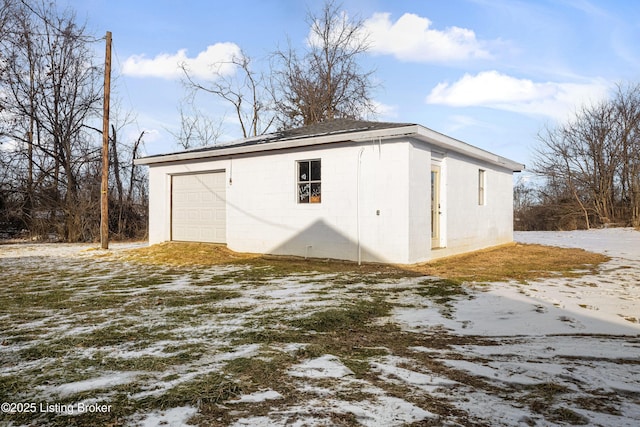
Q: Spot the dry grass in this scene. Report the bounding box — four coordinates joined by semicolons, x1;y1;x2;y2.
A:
121;242;259;266
122;242;418;277
122;241;610;283
411;243;609;282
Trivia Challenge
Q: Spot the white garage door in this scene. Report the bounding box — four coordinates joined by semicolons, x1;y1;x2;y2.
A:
171;172;226;243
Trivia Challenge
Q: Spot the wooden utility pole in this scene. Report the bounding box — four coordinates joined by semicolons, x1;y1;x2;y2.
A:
101;31;112;249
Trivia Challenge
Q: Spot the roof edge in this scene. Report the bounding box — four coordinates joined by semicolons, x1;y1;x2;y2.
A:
135;123;524;172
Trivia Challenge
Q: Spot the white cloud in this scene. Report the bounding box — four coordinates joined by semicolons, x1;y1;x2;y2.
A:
121;42;242;79
426;70;611;120
364;12;492;62
371;100;398;120
446;115;501;133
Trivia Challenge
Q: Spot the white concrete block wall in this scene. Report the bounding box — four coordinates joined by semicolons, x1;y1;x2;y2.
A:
407;142;431;263
440;151;514;256
147;166;168;244
146;137;516;264
357;140;412;263
226;140;414;263
147;140;419;263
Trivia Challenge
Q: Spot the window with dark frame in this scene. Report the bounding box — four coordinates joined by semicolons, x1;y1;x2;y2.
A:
297;159;321;203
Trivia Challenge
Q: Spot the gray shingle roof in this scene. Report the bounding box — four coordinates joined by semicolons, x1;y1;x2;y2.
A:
276;119;414;139
178;119;415;155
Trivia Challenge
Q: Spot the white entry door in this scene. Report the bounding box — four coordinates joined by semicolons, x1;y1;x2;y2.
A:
171;172;226;243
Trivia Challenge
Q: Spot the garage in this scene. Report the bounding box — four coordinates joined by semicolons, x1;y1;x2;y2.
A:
171;172;226;243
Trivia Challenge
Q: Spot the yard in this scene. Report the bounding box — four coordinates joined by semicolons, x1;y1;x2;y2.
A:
0;228;639;426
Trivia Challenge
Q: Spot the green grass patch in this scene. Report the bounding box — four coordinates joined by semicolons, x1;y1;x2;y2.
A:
4;289;74;311
101;353;200;371
416;278;467;304
224;354;293;393
141;372;241;409
291;299;390;333
153;289;241;307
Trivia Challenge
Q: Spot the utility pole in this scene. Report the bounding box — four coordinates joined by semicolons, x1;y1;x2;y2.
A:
101;31;112;249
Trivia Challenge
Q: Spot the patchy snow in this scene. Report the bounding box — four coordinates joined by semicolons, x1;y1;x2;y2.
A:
395;228;640;337
229;389;283;404
2;229;639;426
394;284;640;336
212;343;261;362
288;354;354;379
130;406;198;427
47;372;142;397
332;395;435;426
276;342;309;355
515;228;640;327
391;229;640;426
371;356;457;392
231;394;435;427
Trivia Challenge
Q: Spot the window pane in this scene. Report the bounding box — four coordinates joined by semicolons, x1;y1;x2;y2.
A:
298;161;309;182
310;160;321;181
478;169;485;205
310;183;321;203
298;183;310;203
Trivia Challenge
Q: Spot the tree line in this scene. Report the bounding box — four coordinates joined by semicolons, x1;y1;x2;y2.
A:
1;0;377;242
515;83;640;230
0;0;147;241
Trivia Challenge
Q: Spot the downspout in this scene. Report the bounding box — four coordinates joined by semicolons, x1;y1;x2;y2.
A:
357;147;365;265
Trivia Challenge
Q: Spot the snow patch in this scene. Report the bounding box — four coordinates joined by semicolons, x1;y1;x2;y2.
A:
229;389;283;403
131;406;197;427
50;372;141;397
213;343;261;361
288;354;354;378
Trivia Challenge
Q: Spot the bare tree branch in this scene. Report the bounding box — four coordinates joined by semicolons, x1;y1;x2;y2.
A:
271;0;377;128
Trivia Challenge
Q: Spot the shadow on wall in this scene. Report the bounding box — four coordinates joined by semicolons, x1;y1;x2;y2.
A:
267;219;388;263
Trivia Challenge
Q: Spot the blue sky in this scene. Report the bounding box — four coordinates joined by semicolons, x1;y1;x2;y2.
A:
66;0;640;170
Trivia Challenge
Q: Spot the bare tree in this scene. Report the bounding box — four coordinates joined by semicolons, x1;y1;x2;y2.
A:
168;98;224;149
612;83;640;226
108;124;147;239
271;0;376;128
32;4;101;240
180;49;274;138
533;82;640;229
0;1;149;241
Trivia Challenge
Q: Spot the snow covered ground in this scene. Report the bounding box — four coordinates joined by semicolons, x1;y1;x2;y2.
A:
0;229;638;426
391;228;640;426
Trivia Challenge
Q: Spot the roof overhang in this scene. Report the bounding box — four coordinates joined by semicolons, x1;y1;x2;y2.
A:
135;124;524;172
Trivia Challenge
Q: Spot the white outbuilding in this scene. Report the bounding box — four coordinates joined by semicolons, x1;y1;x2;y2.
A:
136;119;523;264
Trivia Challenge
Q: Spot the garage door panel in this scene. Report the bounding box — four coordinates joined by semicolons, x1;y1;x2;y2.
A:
171;172;226;243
